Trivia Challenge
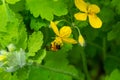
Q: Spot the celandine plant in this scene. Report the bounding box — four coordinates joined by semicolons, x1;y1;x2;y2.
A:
0;0;120;80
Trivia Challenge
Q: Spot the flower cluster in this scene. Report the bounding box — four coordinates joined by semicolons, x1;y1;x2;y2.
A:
50;0;102;50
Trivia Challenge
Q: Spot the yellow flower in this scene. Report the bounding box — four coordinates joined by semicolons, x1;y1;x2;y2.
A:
0;55;6;61
78;34;85;47
50;21;77;45
74;0;102;28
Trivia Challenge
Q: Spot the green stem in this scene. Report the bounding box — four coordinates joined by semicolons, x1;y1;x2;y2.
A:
102;37;106;61
80;48;91;80
34;64;81;80
73;23;90;79
74;25;81;35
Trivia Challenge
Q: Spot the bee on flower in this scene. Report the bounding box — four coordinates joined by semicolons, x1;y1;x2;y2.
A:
50;40;61;51
50;21;77;51
74;0;102;28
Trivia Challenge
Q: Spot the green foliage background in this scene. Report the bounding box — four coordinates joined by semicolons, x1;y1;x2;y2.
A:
0;0;120;80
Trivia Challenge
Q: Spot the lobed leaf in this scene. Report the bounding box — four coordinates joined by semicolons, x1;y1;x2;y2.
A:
26;0;68;21
105;69;120;80
28;31;43;56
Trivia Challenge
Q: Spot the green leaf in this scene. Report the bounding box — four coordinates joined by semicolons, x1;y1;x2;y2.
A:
16;22;27;50
43;44;79;80
74;21;88;29
35;49;46;64
104;54;120;74
0;69;18;80
0;1;18;32
0;0;3;5
100;7;115;24
28;31;43;56
105;69;120;80
107;31;115;41
28;66;50;80
28;65;78;80
107;22;120;41
111;0;120;14
9;0;25;12
0;19;19;48
0;2;8;32
0;16;27;49
26;0;68;21
28;44;80;80
6;0;20;4
30;17;48;31
0;2;26;48
16;67;29;80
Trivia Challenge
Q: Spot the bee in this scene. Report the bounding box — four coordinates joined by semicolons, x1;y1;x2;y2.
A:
50;42;61;51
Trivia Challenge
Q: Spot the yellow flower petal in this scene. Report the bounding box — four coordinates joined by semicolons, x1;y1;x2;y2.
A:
78;35;85;47
75;0;88;12
88;4;100;14
0;55;6;61
62;38;77;44
59;26;72;38
88;14;102;28
50;21;60;36
74;12;87;21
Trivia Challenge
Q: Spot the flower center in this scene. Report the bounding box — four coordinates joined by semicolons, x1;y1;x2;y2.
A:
54;37;63;45
86;4;95;15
